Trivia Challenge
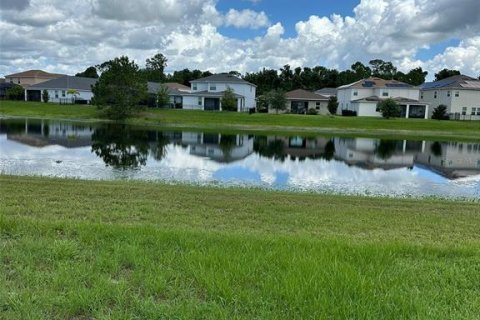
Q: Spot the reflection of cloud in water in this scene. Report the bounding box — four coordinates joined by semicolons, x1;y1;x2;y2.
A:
1;136;479;198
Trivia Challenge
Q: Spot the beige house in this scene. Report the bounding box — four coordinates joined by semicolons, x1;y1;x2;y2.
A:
270;89;329;114
5;70;66;88
420;75;480;120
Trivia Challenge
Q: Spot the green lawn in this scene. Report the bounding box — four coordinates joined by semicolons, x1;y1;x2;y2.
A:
1;100;480;140
1;175;479;319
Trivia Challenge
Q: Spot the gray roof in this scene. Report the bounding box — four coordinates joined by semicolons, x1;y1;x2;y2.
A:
315;87;337;96
191;73;256;87
421;75;480;90
28;76;97;91
181;90;244;98
147;82;191;95
352;96;421;103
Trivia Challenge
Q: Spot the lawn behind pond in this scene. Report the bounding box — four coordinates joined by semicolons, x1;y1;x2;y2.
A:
1;175;479;319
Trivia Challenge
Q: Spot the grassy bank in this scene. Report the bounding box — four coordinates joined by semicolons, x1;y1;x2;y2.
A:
1;100;479;140
1;175;479;319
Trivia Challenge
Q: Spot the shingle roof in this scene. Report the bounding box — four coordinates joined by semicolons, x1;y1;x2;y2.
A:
5;70;65;79
421;75;480;90
338;77;413;89
164;82;190;91
352;96;421;103
28;76;97;91
286;89;329;101
190;73;256;87
181;90;244;98
147;82;191;95
315;87;337;96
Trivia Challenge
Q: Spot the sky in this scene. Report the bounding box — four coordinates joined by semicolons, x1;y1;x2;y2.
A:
0;0;479;80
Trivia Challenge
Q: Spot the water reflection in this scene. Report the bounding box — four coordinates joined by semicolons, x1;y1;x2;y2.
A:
1;118;479;198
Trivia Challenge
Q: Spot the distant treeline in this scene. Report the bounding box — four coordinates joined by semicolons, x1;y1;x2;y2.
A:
75;53;468;96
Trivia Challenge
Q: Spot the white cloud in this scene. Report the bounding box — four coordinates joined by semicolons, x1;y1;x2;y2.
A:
224;9;270;29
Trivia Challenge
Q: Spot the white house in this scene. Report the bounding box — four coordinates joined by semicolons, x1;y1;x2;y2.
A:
420;75;480;120
26;76;96;104
337;77;429;118
183;73;257;112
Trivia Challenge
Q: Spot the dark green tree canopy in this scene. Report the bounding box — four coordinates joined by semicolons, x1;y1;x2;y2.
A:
434;69;461;81
267;89;287;114
92;56;148;120
75;66;99;78
377;98;401;119
143;53;168;82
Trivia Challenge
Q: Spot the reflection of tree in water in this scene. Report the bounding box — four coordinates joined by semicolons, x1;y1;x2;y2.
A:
91;124;151;169
219;134;237;162
430;142;443;157
150;133;170;161
323;140;335;161
253;136;286;161
375;140;400;160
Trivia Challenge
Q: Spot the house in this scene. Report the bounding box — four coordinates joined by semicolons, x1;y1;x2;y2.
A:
420;75;480;120
315;87;337;97
186;73;256;111
5;70;66;88
270;89;329;114
337;77;429;118
26;76;97;103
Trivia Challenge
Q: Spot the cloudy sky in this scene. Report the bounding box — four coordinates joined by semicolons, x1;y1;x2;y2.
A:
1;0;479;79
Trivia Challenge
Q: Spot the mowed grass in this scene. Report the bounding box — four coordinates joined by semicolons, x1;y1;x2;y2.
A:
1;175;480;319
1;100;480;140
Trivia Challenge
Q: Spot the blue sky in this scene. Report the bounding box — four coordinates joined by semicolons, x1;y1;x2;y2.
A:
0;0;479;77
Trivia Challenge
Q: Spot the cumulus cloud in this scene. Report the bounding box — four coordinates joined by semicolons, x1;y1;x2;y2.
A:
0;0;479;78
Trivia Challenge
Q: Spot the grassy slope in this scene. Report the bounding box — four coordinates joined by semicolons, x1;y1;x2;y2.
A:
1;100;480;140
1;175;479;319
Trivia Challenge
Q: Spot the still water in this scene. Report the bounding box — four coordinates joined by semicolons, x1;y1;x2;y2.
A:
1;118;479;199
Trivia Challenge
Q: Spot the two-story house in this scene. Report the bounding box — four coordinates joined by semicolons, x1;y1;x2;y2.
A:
337;77;429;118
5;70;66;89
181;73;256;111
420;75;480;120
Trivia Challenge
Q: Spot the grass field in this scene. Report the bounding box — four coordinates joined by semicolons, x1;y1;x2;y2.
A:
1;175;479;319
1;100;479;141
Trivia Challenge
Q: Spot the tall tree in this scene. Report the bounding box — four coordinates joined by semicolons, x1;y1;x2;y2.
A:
351;61;372;79
434;68;461;81
75;66;98;78
369;59;397;79
92;56;148;120
144;53;168;82
400;67;428;86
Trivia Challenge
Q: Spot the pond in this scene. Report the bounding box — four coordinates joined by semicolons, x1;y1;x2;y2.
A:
1;118;479;199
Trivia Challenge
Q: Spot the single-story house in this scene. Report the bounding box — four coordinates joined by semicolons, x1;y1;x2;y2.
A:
269;89;329;114
26;76;97;104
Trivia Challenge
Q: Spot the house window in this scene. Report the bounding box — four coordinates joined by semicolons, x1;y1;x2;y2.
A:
17;80;20;84
210;84;216;91
382;91;389;97
461;107;467;115
62;90;66;97
316;102;321;110
472;108;476;115
193;84;197;90
420;93;423;99
353;91;358;96
447;91;451;97
198;97;202;106
55;90;59;98
455;91;459;97
434;91;437;99
477;108;480;116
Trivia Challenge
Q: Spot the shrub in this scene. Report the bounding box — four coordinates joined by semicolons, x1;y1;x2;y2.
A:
431;104;449;120
221;88;237;111
6;85;25;100
42;89;49;103
327;96;339;115
377;98;401;119
341;110;357;117
307;108;318;115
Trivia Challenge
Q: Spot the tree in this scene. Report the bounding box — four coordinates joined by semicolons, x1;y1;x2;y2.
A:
401;67;428;86
92;56;148;120
377;98;401;119
156;85;170;108
221;87;237;111
369;59;397;79
6;85;25;100
67;89;79;102
42;89;49;103
375;140;399;160
434;69;461;81
75;66;99;78
351;61;372;79
144;53;167;82
431;104;449;120
267;90;287;114
327;96;339;115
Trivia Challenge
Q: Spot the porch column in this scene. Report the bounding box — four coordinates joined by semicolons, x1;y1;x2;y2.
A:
424;105;429;119
402;140;407;153
24;89;27;101
405;104;410;119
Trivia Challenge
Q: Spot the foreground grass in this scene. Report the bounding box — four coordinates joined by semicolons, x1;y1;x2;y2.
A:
1;100;480;140
1;175;479;319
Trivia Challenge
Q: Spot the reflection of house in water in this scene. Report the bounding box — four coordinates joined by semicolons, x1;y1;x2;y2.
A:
415;141;480;179
1;119;94;148
333;138;425;170
265;136;331;160
180;132;254;163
